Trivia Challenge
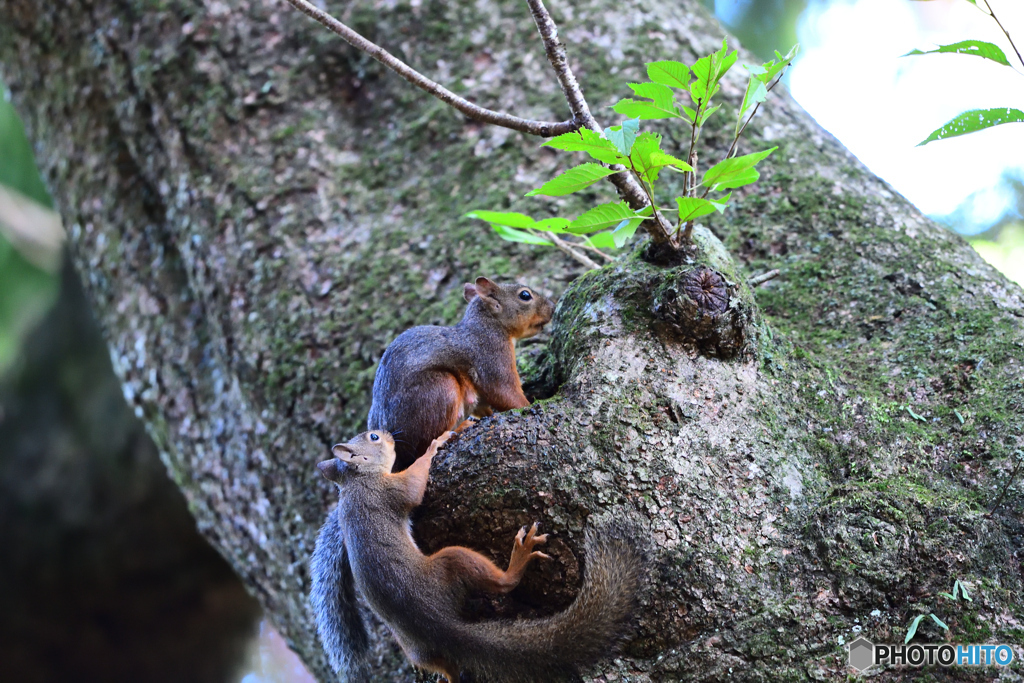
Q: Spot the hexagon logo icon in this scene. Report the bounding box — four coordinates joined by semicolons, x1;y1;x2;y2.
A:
848;637;875;672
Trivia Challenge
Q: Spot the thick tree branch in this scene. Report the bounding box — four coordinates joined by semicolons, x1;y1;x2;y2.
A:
281;0;576;136
524;0;675;244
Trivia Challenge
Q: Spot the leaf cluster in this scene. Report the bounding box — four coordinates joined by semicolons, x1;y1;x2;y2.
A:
468;40;798;265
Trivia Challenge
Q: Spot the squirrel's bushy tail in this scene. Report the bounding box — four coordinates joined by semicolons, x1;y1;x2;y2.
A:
463;521;645;682
310;511;369;678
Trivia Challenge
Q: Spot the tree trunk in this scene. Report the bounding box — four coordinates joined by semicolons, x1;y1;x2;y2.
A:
2;0;1022;680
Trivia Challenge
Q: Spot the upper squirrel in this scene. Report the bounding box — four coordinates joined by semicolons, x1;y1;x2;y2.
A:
367;276;555;470
310;430;643;682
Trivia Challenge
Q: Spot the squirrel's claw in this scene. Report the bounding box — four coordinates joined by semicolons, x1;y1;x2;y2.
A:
531;551;552;561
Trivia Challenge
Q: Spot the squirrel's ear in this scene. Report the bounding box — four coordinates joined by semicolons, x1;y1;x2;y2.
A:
463;283;478;302
317;458;354;482
474;277;498;298
332;443;353;457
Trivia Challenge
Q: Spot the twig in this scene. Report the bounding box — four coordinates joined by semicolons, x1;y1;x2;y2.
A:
980;0;1024;70
281;0;576;137
548;231;600;269
574;240;616;262
524;0;674;244
986;451;1023;518
748;269;780;287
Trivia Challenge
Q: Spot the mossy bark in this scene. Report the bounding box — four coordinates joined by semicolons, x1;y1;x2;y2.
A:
2;0;1022;681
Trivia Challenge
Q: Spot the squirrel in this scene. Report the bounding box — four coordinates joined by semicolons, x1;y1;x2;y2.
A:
311;430;644;682
367;276;555;470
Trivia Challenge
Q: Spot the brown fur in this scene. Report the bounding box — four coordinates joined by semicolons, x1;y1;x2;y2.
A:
312;431;644;682
367;277;555;470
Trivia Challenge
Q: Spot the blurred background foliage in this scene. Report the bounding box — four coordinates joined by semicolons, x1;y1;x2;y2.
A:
0;0;1020;681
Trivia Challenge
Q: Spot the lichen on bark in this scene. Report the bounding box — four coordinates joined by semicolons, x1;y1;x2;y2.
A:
1;0;1023;681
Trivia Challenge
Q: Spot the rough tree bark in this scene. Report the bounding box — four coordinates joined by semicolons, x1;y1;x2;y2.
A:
2;0;1023;681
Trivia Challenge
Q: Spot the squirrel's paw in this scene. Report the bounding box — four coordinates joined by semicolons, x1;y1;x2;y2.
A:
515;522;551;561
426;431;455;456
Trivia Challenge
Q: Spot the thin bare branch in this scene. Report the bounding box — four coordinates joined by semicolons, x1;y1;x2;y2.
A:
980;0;1024;70
574;239;616;262
548;231;601;269
524;0;674;244
748;269;781;287
281;0;576;137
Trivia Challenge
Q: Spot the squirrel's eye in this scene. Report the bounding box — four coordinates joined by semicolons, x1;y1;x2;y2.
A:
370;433;380;442
519;290;533;302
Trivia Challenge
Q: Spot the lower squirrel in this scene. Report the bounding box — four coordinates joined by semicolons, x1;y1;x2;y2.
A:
310;430;644;682
367;276;555;470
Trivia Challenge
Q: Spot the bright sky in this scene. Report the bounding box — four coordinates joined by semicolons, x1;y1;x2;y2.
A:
787;0;1024;230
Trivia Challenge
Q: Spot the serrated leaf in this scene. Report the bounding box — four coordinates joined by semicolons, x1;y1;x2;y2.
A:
646;60;691;89
604;119;640;156
903;40;1010;67
675;196;720;223
905;614;925;644
583;231;617;249
690;40;738;104
568;201;642;234
612;217;643;247
930;614;949;631
918;108;1024;146
703;147;777;189
628;82;675;109
542;128;626;164
612;98;680;120
465;210;534;228
533;217;571;233
681;105;697;123
492;224;552;245
630;134;693;185
525;163;617;197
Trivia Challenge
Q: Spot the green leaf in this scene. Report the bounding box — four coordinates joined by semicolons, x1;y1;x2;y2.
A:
907;405;927;422
628;82;675;109
465;210;534;228
612;217;643;247
533;217;571;233
492;225;552;245
715;167;759;190
542;128;626;164
903;40;1011;67
681;105;697;123
612;99;681;120
760;44;799;85
905;614;925;644
650;152;692;172
957;581;972;602
702;147;777;190
525;163;617;197
690;39;738;103
675;196;720;223
568;201;642;234
646;60;691;89
736;76;769;135
918;108;1024;145
930;614;949;631
582;231;617;249
604;119;640;156
938;592;956;600
699;102;722;126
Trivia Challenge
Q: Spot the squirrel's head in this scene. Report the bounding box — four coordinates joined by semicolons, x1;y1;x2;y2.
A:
317;430;396;482
463;276;555;339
